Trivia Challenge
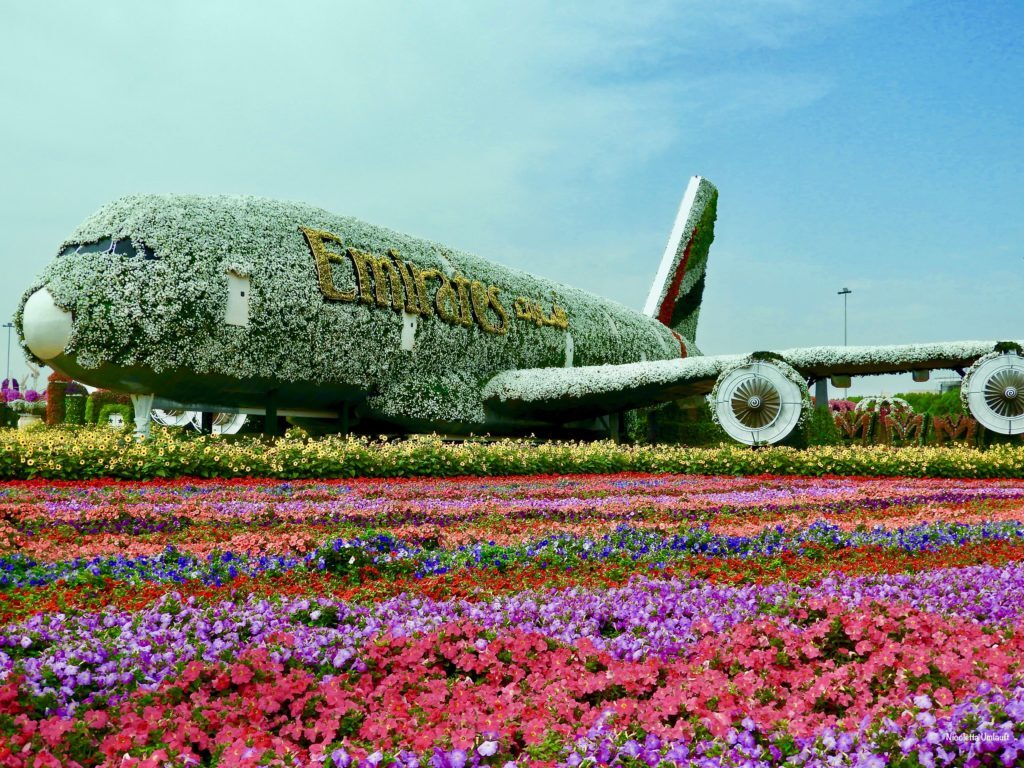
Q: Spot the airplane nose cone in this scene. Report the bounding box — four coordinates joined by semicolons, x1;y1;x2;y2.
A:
22;287;73;360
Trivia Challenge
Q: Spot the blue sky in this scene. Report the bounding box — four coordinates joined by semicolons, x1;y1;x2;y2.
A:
1;1;1020;396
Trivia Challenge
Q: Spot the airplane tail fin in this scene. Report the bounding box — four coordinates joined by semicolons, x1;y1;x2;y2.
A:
642;176;718;345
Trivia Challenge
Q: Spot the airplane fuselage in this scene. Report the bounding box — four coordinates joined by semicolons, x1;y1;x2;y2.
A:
19;195;691;432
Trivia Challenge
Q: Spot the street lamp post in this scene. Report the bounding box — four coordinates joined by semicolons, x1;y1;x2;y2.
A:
837;288;852;397
837;288;852;346
2;323;13;383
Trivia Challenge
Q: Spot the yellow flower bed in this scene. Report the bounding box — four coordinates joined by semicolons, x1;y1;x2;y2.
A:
0;427;1022;480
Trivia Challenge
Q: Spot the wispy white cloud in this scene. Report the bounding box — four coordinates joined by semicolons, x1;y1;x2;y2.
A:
0;0;862;296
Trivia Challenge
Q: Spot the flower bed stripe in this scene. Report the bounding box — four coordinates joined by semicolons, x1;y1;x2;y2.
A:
5;472;1024;766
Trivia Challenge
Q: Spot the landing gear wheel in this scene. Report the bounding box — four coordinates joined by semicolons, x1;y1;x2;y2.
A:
191;412;248;435
713;360;806;445
151;409;198;428
963;352;1024;435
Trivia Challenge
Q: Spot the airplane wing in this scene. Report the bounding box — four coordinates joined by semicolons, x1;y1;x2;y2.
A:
483;340;1020;421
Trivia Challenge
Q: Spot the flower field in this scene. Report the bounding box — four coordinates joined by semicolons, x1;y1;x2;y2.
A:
3;473;1024;767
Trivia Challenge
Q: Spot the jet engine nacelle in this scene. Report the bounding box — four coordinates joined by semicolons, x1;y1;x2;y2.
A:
962;351;1024;436
711;358;808;446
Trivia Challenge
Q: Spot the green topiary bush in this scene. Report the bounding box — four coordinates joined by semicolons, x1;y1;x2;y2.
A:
624;407;653;444
85;389;134;424
97;404;133;430
64;394;87;425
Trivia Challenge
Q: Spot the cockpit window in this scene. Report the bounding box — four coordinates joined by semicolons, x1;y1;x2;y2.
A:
58;238;157;259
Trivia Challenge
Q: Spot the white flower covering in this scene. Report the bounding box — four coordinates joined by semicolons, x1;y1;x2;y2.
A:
16;195;691;429
16;195;1019;430
644;177;717;336
483;354;740;408
485;342;1020;415
854;396;913;413
776;341;1022;375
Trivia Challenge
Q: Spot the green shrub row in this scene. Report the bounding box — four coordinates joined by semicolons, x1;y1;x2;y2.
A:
626;397;842;449
895;389;966;417
625;398;729;446
2;428;1024;480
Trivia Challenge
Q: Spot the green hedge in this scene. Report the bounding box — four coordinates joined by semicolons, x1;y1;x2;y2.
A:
627;397;729;446
628;397;841;449
896;389;965;417
1;429;1023;480
781;406;843;449
85;390;134;424
64;394;87;425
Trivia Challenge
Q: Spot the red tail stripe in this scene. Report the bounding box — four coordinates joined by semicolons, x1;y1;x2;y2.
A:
656;227;698;327
671;330;688;358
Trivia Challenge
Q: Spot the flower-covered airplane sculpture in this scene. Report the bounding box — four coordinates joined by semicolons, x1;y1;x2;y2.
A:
16;178;1024;443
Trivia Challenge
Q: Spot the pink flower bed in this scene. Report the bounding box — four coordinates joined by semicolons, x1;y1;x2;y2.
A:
4;474;1024;766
